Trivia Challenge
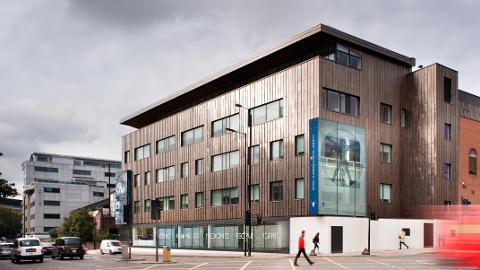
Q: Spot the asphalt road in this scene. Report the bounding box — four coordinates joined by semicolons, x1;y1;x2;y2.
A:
0;253;469;270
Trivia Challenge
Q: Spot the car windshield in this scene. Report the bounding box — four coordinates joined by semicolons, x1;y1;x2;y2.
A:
111;242;122;246
1;244;13;248
19;240;40;247
65;238;81;245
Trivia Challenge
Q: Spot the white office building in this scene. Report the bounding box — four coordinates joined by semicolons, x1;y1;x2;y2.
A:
22;152;121;237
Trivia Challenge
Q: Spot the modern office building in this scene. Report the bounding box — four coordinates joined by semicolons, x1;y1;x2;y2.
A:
119;24;460;252
22;152;121;238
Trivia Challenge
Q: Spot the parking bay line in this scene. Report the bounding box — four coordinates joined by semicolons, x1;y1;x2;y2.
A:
365;258;405;270
239;261;252;270
324;257;349;269
189;262;208;270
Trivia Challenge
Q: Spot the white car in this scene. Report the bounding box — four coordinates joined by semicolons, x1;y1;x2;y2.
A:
10;238;44;263
100;240;123;255
1;243;14;259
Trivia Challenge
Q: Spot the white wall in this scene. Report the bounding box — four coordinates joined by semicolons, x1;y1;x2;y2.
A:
290;216;438;254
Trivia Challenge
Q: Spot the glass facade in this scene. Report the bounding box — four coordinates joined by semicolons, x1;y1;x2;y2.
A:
132;220;288;252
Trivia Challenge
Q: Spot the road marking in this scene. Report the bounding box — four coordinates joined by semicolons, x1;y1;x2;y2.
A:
417;260;435;265
324;257;349;269
289;259;296;269
140;265;158;270
365;258;405;269
239;261;252;270
189;262;208;270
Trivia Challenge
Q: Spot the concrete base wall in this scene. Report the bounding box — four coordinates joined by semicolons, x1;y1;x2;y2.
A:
290;216;439;254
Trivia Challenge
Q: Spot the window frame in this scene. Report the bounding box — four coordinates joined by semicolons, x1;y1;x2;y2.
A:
249;184;260;203
156;166;176;182
270;140;284;160
251;100;284;126
295;178;305;199
401;109;407;128
134;144;151;161
211;187;239;206
211;114;240;137
180;194;189;209
323;88;360;116
380;103;392;124
444;123;451;140
181;162;189;178
469;149;477;175
134;201;140;214
195;159;204;175
181;126;204;146
380;183;392;203
134;174;140;187
249;145;260;165
295;135;305;156
380;143;392;163
144;171;151;185
269;181;283;201
124;151;130;164
156;135;176;154
444;163;451;179
211;151;240;172
144;199;151;213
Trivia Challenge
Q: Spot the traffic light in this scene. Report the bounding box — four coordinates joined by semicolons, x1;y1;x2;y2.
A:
245;210;251;225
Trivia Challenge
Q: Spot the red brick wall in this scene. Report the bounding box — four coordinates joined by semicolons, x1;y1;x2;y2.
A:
459;117;480;204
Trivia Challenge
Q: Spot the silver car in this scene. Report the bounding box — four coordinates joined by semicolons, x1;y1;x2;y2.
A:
0;243;14;259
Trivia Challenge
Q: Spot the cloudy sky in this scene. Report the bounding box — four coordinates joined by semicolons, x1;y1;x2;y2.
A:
1;0;479;195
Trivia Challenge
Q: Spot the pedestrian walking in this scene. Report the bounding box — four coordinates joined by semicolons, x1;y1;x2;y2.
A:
312;232;320;253
294;230;314;266
399;229;409;249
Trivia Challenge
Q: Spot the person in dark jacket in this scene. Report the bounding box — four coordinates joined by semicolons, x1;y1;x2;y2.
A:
313;232;320;253
294;230;314;266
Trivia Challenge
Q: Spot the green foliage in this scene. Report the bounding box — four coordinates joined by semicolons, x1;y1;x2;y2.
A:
93;231;110;242
54;207;96;242
0;205;21;239
48;227;59;239
0;179;19;198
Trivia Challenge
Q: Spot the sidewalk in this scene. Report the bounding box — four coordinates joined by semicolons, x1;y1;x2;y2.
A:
88;247;435;259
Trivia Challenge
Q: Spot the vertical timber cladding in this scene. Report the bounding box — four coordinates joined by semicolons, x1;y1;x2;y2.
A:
309;118;366;216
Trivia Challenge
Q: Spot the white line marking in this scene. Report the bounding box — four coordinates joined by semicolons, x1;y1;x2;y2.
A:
239;260;253;270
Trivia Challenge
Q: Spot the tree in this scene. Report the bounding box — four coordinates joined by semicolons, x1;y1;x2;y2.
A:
0;179;19;198
55;207;96;242
0;205;21;239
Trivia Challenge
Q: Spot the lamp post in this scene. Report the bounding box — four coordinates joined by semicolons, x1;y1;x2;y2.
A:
228;102;253;257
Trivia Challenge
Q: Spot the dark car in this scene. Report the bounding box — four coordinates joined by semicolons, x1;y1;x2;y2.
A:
51;237;85;260
41;242;54;255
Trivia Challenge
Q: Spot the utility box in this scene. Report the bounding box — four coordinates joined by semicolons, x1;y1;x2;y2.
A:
121;245;129;259
163;246;171;262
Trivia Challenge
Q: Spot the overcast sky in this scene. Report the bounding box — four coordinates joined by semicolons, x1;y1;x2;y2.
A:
1;0;479;195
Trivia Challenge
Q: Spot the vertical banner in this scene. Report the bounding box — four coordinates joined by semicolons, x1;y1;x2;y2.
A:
309;118;319;215
115;170;132;225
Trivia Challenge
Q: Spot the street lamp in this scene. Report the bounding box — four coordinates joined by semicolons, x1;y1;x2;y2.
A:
228;102;253;257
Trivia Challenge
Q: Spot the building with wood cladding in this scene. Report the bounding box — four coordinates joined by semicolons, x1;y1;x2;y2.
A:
119;24;460;253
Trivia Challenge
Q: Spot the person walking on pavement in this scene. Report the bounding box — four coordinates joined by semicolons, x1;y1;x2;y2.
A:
313;232;320;253
294;230;314;266
399;229;409;249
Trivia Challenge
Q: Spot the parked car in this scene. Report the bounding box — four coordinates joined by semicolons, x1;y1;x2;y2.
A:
10;238;44;263
0;243;14;259
40;242;54;255
51;237;85;260
100;239;123;255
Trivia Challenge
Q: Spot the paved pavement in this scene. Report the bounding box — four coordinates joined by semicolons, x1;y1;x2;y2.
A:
88;246;436;261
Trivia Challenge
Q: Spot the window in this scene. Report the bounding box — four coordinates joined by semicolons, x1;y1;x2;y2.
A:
195;159;204;175
180;194;188;209
195;192;204;208
380;144;392;163
333;43;362;70
249;145;260;165
211;151;240;172
156;166;175;182
37;156;48;162
73;169;91;175
380;103;392;124
44;227;57;232
124;151;130;163
181;162;189;178
444;163;451;179
134;201;140;214
156;136;176;154
295;135;305;156
270;181;283;201
44;187;60;193
144;171;151;185
134;174;140;187
181;126;204;146
105;172;115;177
44;200;60;206
469;149;477;175
323;88;359;116
249;184;260;203
157;196;175;210
270;140;284;160
44;214;60;219
211;187;239;206
401;109;407;128
144;200;151;213
295;178;304;199
380;184;391;203
444;124;451;140
93;191;104;197
212;114;239;137
34;166;58;173
134;144;151;160
251;100;283;125
444;77;452;103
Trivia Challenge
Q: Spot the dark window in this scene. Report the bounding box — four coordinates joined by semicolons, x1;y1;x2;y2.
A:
44;214;60;219
44;200;60;206
270;181;283;201
334;44;362;70
124;151;130;163
444;163;451;179
73;169;91;176
34;166;58;173
144;200;151;213
134;174;140;187
444;124;451;140
37;156;48;162
105;172;115;177
195;159;204;175
380;103;392;124
134;201;140;213
401;109;407;128
444;77;452;103
380;144;392;163
180;194;188;209
44;187;60;193
144;171;151;185
469;149;477;175
93;192;104;197
195;192;204;208
156;196;175;210
323;88;359;116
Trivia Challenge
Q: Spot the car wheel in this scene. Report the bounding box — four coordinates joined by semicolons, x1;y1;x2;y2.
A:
15;256;20;263
39;257;43;263
52;254;55;259
60;254;64;260
11;256;14;263
109;250;113;255
80;255;84;260
100;249;104;255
